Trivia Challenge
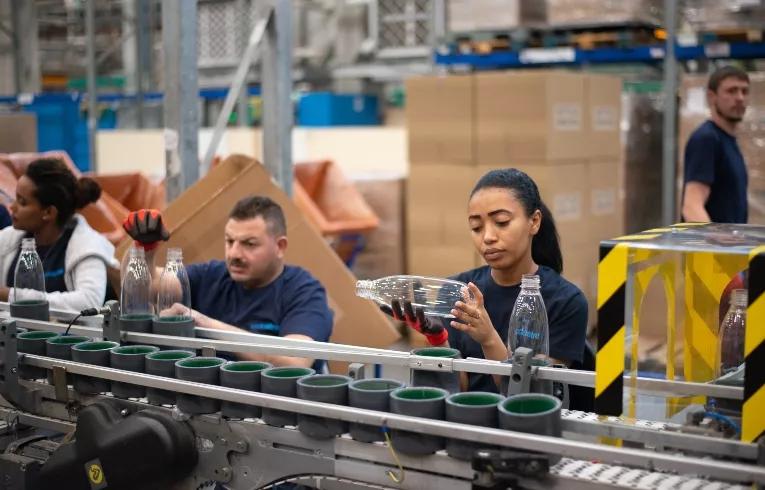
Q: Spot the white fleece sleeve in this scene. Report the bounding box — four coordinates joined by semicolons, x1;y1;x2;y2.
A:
45;257;107;312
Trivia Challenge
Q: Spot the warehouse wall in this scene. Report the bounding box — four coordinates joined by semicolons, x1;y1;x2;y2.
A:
96;127;408;178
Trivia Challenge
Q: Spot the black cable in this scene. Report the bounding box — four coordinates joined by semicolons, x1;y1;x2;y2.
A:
63;306;110;336
63;313;83;337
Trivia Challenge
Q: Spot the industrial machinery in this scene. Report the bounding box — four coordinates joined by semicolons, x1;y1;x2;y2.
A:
0;302;763;490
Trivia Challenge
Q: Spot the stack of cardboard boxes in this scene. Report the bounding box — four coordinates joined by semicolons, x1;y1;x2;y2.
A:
406;74;478;277
405;70;624;323
447;0;547;33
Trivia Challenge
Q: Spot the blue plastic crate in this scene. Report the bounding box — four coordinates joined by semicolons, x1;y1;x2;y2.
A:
17;93;91;172
297;92;379;127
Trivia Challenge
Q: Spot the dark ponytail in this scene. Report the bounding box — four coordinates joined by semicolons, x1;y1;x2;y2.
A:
470;168;563;274
76;177;102;208
25;158;102;226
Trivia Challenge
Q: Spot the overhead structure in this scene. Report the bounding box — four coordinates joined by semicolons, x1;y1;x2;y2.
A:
201;0;294;196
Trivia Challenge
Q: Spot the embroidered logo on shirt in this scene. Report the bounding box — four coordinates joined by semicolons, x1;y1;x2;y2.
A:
44;268;65;278
249;322;280;334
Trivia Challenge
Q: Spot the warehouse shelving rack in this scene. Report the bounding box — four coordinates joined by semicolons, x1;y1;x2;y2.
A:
434;41;765;69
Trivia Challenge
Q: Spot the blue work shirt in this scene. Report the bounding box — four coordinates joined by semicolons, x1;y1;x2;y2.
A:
187;261;334;371
446;265;588;393
0;206;10;229
683;120;748;223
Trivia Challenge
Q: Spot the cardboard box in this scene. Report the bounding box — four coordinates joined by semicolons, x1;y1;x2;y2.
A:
475;71;587;164
406;164;477;276
547;0;663;25
352;177;406;279
406;75;474;165
117;155;401;372
407;164;475;248
408;245;477;278
585;74;623;159
448;0;547;32
587;160;624;243
0;113;37;153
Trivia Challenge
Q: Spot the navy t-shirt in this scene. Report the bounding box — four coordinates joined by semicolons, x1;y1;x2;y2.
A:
186;261;333;369
683;120;748;223
446;265;588;393
0;206;10;229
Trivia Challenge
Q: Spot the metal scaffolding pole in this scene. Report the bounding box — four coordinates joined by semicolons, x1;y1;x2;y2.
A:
236;0;250;127
134;0;152;129
10;0;40;94
85;0;98;172
201;8;271;174
262;0;294;195
662;0;678;225
162;0;199;201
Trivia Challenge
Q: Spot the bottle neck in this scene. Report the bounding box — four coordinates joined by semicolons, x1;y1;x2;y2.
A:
20;238;36;252
731;289;747;308
356;279;374;299
128;247;146;261
166;248;183;262
520;274;541;292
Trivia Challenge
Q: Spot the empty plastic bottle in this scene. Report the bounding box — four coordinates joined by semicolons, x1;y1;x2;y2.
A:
718;289;746;376
507;274;549;360
12;238;46;305
157;248;192;320
356;275;474;318
120;245;153;319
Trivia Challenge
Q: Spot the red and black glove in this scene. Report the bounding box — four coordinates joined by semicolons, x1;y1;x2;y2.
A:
122;209;170;251
381;299;448;346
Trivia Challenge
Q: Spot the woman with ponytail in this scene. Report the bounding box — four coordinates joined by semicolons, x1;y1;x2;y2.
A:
387;168;588;394
0;158;118;310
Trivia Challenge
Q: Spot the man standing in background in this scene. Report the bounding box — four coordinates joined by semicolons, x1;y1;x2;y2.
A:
682;66;750;223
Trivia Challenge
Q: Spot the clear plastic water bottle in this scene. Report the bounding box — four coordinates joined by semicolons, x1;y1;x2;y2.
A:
356;275;474;318
507;274;549;360
157;248;191;320
120;245;153;319
718;289;746;375
13;238;46;305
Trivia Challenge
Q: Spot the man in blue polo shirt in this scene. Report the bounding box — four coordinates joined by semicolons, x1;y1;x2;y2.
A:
123;197;333;369
682;66;750;224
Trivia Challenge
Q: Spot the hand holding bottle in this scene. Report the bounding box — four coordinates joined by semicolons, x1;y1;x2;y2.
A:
381;299;449;346
450;282;502;347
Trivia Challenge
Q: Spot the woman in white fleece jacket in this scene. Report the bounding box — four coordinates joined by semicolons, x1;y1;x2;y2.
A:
0;158;118;312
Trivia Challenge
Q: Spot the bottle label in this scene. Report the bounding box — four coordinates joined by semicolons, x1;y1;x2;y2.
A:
516;328;542;340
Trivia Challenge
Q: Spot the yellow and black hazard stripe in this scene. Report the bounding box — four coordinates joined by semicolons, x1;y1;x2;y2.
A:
595;241;628;416
743;250;765;443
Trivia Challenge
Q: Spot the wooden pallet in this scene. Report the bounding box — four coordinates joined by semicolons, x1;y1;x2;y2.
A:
698;27;764;44
456;35;511;54
453;32;533;54
571;27;659;49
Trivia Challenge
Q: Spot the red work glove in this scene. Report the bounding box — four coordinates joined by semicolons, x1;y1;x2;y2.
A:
122;209;170;251
381;299;449;346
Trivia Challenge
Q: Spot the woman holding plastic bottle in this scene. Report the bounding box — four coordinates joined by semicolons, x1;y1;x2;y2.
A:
0;158;118;311
385;168;589;400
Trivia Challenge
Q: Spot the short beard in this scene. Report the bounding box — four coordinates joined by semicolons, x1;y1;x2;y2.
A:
714;102;743;124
